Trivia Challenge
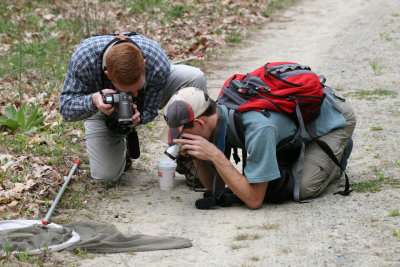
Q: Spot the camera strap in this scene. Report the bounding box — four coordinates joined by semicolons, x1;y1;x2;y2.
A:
209;107;227;195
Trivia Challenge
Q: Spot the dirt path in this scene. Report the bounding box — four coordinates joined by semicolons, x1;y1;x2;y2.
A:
53;0;400;265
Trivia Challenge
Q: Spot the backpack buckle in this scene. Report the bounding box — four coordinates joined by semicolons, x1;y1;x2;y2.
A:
238;88;249;95
256;86;270;93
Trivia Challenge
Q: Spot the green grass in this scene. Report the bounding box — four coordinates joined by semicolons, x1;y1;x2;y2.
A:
234;233;261;241
343;89;397;100
394;230;400;240
379;32;392;41
389;209;400;217
125;0;165;14
351;166;400;193
370;126;383;131
369;58;383;75
231;244;248;250
262;0;298;16
226;29;242;43
351;178;383;193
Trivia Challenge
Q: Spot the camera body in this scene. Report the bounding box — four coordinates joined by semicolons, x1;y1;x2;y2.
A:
103;91;134;125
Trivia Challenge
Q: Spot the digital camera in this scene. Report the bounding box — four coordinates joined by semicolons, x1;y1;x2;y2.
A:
103;91;134;125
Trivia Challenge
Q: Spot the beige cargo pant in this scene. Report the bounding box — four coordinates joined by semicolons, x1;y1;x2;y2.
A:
296;95;356;200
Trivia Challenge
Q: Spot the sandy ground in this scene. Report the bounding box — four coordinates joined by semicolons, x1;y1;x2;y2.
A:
51;0;400;266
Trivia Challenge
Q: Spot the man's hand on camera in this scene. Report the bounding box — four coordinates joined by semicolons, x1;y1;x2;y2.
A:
130;103;141;127
174;133;219;161
92;89;116;115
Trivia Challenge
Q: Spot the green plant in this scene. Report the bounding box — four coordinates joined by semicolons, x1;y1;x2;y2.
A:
379;32;392;41
127;0;164;15
343;89;397;100
141;154;150;161
74;247;88;257
394;230;400;240
262;0;297;16
371;126;383;131
351;166;400;192
1;239;11;258
389;209;400;216
234;233;260;241
351;178;383;193
0;102;46;133
369;58;383;75
0;165;11;183
165;4;185;20
231;244;248;250
226;30;241;43
14;248;29;262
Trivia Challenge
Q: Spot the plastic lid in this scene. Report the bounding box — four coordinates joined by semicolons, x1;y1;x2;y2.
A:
157;158;177;168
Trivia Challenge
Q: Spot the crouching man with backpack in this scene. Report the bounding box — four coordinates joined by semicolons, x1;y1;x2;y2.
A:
163;65;356;209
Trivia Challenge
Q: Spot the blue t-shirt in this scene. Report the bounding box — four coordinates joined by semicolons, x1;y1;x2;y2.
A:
218;93;347;184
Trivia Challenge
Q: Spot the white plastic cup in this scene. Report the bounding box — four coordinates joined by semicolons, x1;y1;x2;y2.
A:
157;158;177;190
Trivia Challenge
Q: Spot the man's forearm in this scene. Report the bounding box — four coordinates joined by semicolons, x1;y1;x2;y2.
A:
60;93;97;121
208;149;268;209
194;159;225;190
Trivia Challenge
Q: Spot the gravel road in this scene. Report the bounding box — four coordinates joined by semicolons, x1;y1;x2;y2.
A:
52;0;400;266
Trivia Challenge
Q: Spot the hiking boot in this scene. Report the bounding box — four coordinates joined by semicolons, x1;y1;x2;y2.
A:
176;155;205;189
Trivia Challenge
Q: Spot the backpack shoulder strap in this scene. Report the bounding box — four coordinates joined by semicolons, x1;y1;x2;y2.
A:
228;109;245;145
227;109;246;172
314;138;353;196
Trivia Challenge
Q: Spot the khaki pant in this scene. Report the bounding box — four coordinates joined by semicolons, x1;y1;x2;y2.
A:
296;95;357;199
85;64;207;182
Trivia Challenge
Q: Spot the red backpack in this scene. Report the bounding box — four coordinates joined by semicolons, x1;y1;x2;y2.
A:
217;62;326;125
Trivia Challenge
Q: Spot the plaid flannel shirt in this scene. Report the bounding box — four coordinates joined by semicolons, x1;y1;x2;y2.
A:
60;33;170;124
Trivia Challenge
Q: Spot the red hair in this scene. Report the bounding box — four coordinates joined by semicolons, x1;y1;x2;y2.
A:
106;43;145;86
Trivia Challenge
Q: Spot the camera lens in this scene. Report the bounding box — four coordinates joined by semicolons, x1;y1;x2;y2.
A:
164;143;182;160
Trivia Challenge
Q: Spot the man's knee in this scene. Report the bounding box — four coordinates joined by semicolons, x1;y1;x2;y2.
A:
299;163;340;199
172;64;206;89
90;161;125;183
177;66;206;91
84;124;127;183
189;68;207;90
